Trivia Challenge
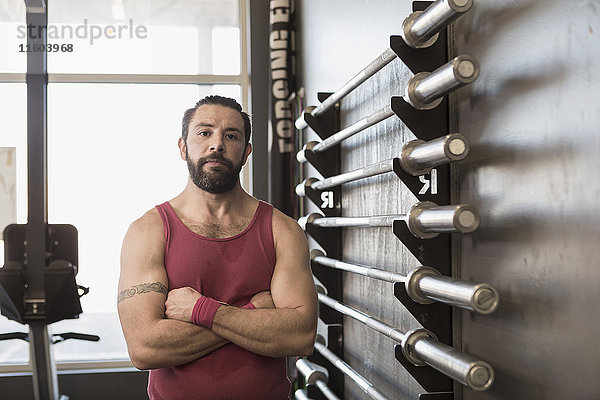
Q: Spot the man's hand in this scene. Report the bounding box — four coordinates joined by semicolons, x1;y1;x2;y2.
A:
165;287;202;322
250;291;275;309
166;288;275;323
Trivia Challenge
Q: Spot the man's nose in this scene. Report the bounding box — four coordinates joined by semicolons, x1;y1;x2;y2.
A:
209;134;225;152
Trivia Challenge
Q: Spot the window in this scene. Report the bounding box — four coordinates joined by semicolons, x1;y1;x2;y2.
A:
0;0;248;372
46;0;240;75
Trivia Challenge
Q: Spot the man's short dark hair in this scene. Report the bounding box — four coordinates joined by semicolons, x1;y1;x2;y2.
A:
181;95;251;145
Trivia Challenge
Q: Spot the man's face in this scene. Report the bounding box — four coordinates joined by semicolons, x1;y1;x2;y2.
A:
179;104;251;194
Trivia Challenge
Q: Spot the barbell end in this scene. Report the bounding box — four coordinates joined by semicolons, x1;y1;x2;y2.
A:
295;177;320;197
295;106;317;130
401;0;474;49
310;249;326;260
466;360;495;391
454;204;481;233
403;329;495;391
448;0;474;13
471;284;500;315
405;55;480;110
296;141;319;163
298;213;322;230
452;54;480;84
295;358;329;385
445;133;470;160
407;201;481;238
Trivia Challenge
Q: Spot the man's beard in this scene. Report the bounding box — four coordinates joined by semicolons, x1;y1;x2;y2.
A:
186;149;244;194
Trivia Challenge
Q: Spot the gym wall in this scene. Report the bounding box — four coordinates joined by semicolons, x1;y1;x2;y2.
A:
296;0;600;399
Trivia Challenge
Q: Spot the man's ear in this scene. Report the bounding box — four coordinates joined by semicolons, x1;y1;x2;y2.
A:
178;137;187;161
242;142;252;165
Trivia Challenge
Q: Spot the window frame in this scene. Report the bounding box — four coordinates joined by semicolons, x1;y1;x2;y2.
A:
0;0;250;374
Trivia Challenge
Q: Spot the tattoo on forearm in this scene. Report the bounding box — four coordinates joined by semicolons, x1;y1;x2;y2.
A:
117;282;168;303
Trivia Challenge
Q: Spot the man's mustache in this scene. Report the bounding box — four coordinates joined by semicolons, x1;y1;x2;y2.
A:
199;154;233;167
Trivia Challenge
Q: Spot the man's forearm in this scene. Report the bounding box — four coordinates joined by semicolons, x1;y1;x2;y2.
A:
210;306;315;358
129;318;227;369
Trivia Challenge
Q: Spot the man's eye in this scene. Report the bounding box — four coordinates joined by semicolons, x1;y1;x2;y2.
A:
226;134;238;140
198;131;210;136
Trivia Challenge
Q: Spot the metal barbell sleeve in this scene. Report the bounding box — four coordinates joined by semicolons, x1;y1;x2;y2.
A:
295;48;398;130
296;358;329;385
318;294;494;391
407;201;480;238
405;266;499;314
402;329;494;391
310;251;499;314
400;133;469;175
314;341;392;400
402;0;474;49
405;55;480;110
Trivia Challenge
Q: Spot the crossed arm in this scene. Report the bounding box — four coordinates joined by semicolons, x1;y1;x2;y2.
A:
117;208;318;370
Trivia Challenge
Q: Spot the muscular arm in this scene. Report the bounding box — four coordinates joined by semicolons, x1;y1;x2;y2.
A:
166;209;318;358
117;211;227;370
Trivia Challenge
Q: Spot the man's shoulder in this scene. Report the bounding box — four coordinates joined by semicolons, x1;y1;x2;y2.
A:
270;206;304;238
269;206;309;265
127;207;164;240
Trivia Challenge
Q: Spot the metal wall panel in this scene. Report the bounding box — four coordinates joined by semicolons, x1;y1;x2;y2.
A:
297;0;600;399
454;0;600;399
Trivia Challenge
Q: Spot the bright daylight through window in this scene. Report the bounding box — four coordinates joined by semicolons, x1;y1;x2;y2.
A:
0;0;245;370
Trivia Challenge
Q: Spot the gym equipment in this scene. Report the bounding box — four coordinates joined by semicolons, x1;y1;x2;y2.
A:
314;339;392;400
295;57;477;157
310;250;499;314
318;294;494;391
295;358;341;400
296;134;469;196
295;0;473;130
299;201;480;238
0;3;92;399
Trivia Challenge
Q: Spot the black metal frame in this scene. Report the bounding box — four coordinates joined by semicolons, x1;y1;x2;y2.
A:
0;2;85;399
23;3;58;398
296;2;459;399
296;92;345;399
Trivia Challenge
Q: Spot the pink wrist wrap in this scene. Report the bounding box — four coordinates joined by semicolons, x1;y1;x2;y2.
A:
242;301;255;309
191;296;221;328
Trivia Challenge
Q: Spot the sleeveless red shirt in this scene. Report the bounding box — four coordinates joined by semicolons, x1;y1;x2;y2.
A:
148;200;290;400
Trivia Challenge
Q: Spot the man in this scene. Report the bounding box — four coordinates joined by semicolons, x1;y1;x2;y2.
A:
117;95;318;400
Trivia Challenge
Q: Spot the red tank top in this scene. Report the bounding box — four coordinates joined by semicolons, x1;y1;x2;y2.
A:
148;200;290;400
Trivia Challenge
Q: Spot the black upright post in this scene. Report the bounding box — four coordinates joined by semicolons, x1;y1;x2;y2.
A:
24;1;58;399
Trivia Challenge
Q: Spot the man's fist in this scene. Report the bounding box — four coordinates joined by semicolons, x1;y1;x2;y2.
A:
165;287;202;322
250;290;276;309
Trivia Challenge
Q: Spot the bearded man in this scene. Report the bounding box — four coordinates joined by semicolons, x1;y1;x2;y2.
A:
117;95;318;400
